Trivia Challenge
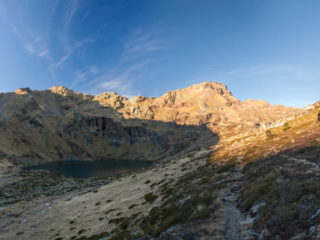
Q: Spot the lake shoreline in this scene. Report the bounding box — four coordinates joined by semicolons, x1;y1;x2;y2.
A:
23;159;154;178
0;148;214;239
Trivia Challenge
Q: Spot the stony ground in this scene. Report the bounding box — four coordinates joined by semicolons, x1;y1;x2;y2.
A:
2;148;239;240
2;142;320;240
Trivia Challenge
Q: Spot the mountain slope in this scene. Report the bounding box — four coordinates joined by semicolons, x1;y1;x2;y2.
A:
95;82;300;137
0;87;215;164
0;82;300;164
1;83;320;240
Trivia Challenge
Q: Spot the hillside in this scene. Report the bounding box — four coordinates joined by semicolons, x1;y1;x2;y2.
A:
1;82;320;240
0;82;300;165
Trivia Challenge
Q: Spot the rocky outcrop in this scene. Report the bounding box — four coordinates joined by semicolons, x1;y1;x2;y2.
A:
14;88;32;95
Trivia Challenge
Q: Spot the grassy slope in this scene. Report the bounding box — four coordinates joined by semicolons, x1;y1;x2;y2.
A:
213;105;320;239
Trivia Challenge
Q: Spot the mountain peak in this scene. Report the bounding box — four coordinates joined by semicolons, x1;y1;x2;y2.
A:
190;81;228;89
185;81;232;96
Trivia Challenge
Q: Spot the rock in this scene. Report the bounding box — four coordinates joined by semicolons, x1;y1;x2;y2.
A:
15;88;32;95
250;202;266;215
311;209;320;220
178;195;192;206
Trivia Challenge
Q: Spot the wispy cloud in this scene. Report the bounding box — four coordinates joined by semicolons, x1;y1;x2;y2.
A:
126;31;166;53
24;36;49;58
89;69;137;98
71;66;99;88
121;29;168;63
187;64;320;85
98;79;132;96
75;27;167;96
62;0;79;31
50;37;96;70
0;0;96;86
50;54;70;70
87;59;155;97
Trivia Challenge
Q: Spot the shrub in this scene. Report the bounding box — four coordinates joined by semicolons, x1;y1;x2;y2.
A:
282;122;291;131
266;130;275;139
144;192;158;203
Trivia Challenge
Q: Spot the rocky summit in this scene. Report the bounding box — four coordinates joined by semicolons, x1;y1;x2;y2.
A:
1;82;320;240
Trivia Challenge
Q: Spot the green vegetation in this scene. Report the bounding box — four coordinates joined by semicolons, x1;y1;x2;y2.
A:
143;192;158;203
282;122;291;131
240;149;320;239
138;161;234;236
80;160;236;239
265;129;275;139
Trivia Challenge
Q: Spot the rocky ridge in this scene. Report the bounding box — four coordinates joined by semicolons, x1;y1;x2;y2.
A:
0;82;301;164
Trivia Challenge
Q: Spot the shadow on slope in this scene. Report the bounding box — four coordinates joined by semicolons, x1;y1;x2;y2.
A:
0;89;219;165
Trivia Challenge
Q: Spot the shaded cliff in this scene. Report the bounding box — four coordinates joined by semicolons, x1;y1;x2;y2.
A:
0;87;216;164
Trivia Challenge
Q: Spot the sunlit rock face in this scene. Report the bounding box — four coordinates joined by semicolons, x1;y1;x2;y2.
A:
94;81;300;137
0;82;300;164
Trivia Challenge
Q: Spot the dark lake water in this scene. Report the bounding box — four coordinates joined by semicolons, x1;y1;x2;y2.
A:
24;159;152;178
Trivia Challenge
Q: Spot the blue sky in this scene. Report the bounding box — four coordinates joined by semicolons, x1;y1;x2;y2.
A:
0;0;320;107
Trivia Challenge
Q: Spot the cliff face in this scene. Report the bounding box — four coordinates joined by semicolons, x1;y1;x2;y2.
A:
0;82;301;164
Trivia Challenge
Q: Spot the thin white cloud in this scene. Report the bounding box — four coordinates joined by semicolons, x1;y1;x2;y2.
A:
71;66;99;88
121;29;168;63
50;37;96;70
187;64;320;85
88;60;155;97
64;0;79;29
80;29;167;96
50;54;70;70
0;0;98;87
37;50;48;57
74;37;96;48
97;78;133;98
24;37;49;58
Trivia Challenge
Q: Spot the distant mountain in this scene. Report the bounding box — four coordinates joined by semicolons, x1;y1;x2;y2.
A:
0;82;301;164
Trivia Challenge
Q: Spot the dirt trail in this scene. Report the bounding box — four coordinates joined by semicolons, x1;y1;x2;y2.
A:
221;167;246;240
197;166;250;240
